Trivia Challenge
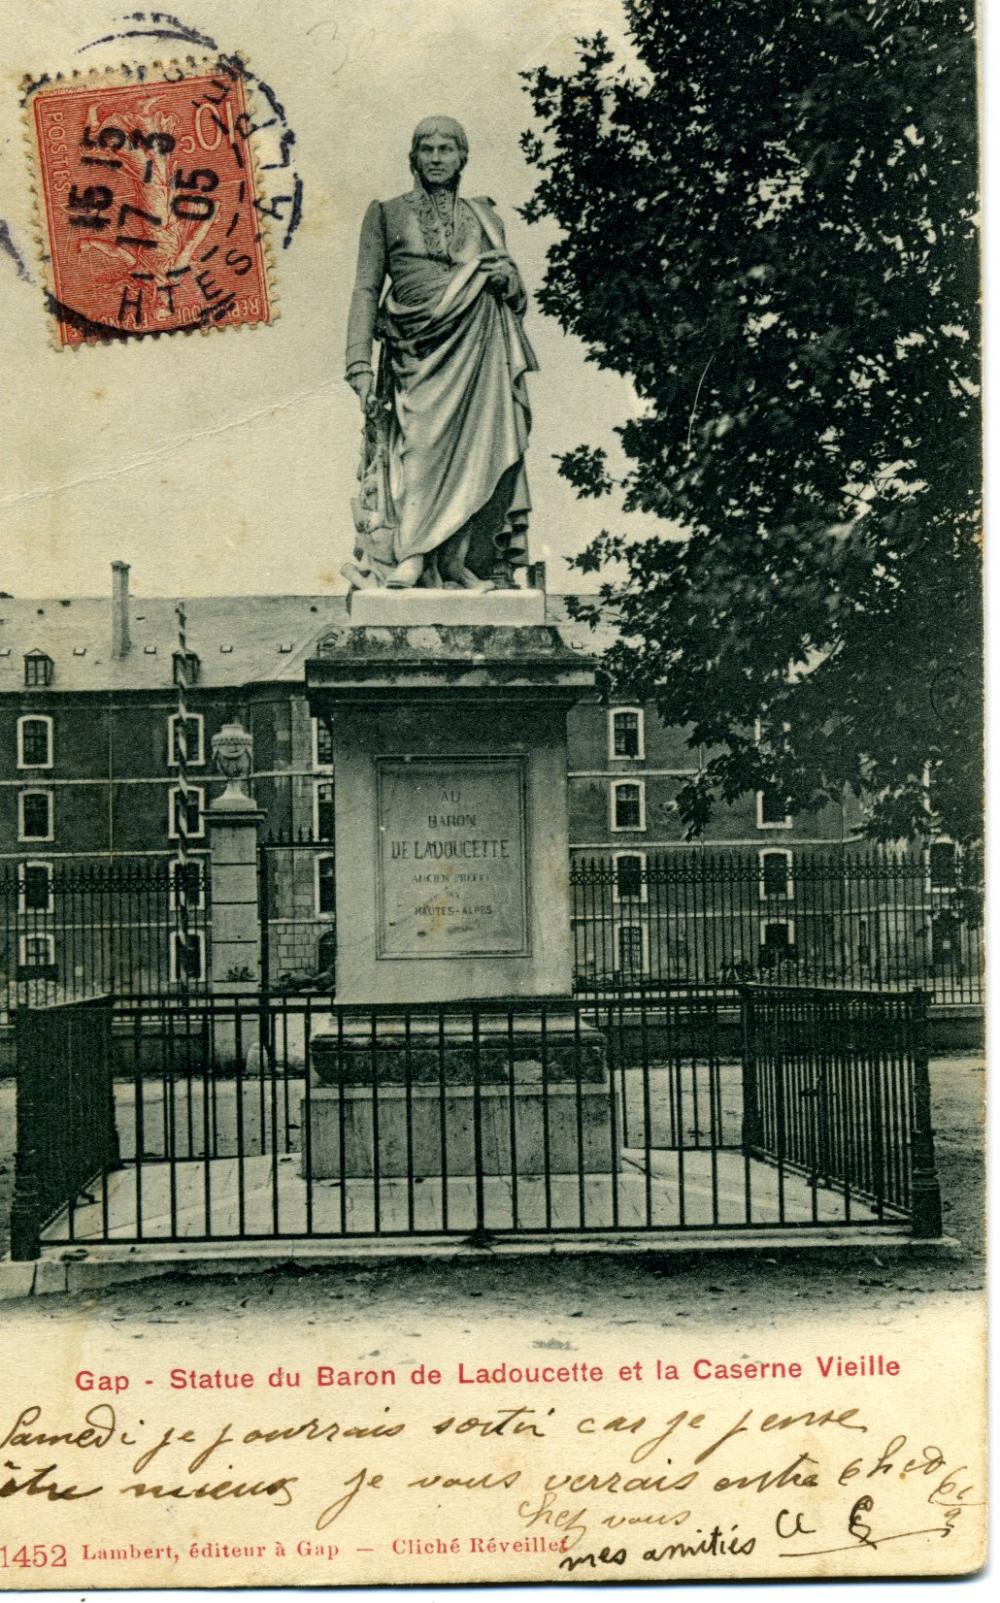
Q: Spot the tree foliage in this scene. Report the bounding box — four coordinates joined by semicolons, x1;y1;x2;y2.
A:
521;0;981;842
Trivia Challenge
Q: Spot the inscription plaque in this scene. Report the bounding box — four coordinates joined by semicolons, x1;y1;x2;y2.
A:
376;758;529;959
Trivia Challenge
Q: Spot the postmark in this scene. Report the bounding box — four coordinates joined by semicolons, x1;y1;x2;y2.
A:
71;13;307;254
23;58;274;344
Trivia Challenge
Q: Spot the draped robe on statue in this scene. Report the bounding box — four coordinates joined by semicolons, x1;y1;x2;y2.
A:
345;186;538;586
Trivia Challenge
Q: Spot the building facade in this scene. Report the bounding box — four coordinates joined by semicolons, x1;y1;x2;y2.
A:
0;575;345;991
0;571;971;999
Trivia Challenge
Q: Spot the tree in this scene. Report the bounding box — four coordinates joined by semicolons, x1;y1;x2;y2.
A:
521;0;981;843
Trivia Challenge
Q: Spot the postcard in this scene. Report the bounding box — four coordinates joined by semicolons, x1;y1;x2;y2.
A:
0;0;986;1587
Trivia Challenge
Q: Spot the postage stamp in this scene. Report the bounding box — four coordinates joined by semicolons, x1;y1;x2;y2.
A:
23;59;274;345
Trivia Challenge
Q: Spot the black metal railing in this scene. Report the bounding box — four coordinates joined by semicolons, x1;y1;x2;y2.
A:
0;858;211;1015
572;848;983;1006
22;986;937;1252
740;983;939;1234
10;996;119;1258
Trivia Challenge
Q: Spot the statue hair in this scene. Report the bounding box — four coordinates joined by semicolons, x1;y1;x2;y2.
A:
409;116;469;174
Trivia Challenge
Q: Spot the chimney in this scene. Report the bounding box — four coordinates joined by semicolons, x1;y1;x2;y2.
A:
111;560;131;658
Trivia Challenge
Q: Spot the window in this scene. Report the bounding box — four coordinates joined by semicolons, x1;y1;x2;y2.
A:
317;929;336;978
24;651;53;687
312;716;334;768
20;861;53;914
172;649;201;687
170;930;205;982
609;707;644;760
316;853;336;917
168;713;205;767
170;857;205;910
17;714;53;769
614;851;647;902
616;924;646;976
168;784;204;839
314;780;335;841
759;849;793;900
759;919;796;966
18;789;53;843
18;933;55;976
756;787;792;829
611;780;645;832
928;840;957;890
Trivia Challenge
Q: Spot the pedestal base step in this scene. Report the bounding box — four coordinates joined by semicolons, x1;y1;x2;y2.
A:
306;1080;617;1180
347;587;546;627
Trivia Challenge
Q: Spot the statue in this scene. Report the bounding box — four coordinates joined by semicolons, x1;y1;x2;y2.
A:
343;116;538;591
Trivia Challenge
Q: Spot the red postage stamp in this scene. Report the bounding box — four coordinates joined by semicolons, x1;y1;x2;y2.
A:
24;61;273;345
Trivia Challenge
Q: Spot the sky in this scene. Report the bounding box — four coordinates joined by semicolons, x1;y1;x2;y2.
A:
0;0;656;599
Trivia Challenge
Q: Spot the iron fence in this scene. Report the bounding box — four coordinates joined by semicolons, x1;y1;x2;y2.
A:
572;848;982;1005
16;984;936;1255
10;995;119;1258
0;858;211;1015
740;983;940;1235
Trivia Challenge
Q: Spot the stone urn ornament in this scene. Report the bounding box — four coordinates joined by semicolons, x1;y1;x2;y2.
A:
212;721;254;807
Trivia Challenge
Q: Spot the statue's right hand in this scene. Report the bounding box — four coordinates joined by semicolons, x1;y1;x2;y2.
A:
349;370;374;412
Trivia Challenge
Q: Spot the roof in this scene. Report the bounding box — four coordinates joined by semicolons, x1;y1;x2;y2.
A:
0;592;607;695
0;595;349;694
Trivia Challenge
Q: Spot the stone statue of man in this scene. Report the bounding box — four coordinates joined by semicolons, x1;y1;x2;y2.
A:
344;116;538;591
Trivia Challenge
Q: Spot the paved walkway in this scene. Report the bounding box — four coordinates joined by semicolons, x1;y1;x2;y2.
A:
44;1147;882;1246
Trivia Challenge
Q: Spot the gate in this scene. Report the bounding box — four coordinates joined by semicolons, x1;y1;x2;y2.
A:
15;984;941;1255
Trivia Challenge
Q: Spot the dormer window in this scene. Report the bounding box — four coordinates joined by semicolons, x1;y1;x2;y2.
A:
24;650;53;687
172;650;201;687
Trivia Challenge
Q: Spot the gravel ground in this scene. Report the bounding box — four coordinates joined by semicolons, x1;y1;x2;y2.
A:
0;1055;983;1329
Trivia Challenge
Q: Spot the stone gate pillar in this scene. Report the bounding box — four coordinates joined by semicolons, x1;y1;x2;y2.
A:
207;721;265;986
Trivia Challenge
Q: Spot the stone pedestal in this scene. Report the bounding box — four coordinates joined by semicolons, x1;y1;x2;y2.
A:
305;1012;615;1178
304;595;596;1005
349;586;546;628
302;591;606;1180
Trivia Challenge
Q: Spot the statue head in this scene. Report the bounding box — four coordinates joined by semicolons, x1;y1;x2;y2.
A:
409;115;468;186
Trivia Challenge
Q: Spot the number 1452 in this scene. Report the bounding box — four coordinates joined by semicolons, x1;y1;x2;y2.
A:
0;1544;67;1568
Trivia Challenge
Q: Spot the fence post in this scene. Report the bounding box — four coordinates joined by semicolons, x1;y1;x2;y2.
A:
468;1005;491;1248
739;985;763;1155
908;989;943;1238
10;1010;41;1259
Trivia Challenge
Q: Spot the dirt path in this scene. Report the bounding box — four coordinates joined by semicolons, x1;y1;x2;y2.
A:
0;1057;983;1326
